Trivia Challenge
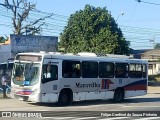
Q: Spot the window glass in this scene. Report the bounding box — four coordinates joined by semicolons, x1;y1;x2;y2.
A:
129;64;142;78
142;64;147;78
148;65;153;69
99;62;114;78
62;60;81;78
42;63;58;83
13;62;40;86
115;63;128;78
82;61;98;78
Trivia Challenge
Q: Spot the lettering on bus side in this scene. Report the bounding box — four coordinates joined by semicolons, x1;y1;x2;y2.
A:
76;82;100;88
64;85;70;87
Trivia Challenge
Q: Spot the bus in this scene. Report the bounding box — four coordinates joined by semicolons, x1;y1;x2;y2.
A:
10;52;148;106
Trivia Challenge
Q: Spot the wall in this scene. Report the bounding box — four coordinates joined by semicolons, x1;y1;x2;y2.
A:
0;44;11;63
10;34;58;58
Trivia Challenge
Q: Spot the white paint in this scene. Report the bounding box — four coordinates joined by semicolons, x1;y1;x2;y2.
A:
125;90;147;98
74;92;86;101
105;91;114;99
41;93;58;103
85;91;105;100
0;44;11;63
73;91;114;101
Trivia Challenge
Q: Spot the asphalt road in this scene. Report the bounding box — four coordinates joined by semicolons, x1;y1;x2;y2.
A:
0;86;160;120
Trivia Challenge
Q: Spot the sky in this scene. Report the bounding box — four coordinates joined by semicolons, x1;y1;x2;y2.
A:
1;0;160;49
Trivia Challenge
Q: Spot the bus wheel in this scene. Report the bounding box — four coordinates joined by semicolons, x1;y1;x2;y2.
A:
58;91;70;106
113;88;124;103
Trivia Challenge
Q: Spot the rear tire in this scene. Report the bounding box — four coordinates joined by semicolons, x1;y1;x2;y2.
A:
58;91;71;106
113;89;124;103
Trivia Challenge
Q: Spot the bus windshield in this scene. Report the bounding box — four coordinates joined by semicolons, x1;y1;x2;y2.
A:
13;62;40;86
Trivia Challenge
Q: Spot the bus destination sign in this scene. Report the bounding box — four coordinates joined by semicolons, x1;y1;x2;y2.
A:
16;55;42;62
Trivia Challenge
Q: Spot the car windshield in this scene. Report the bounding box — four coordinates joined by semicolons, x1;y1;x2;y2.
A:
13;62;40;86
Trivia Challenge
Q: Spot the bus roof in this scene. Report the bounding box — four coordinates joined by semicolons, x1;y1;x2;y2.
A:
16;52;148;63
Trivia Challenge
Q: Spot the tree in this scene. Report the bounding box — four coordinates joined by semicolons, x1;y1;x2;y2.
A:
0;0;52;35
154;43;160;49
0;36;6;43
0;36;8;43
59;5;130;54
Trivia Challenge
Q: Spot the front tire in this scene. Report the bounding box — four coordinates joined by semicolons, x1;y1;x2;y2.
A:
58;91;71;106
113;89;124;103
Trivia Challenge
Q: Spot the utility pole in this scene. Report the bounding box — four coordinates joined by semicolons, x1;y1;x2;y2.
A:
150;35;156;48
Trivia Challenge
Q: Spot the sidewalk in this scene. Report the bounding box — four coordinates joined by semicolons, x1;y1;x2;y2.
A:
148;86;160;91
0;90;11;99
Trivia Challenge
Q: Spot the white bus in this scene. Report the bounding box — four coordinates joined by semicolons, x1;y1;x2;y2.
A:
10;52;148;106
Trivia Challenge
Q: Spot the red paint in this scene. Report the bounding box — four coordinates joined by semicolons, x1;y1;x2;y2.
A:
16;91;32;95
124;85;147;91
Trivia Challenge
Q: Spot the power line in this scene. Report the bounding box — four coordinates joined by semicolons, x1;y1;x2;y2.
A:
136;0;160;5
129;1;138;21
0;4;67;36
0;3;68;19
0;2;158;49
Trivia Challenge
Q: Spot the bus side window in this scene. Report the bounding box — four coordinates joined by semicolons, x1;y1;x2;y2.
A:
142;64;147;78
42;63;58;84
82;61;98;78
99;62;114;78
129;64;142;78
115;63;128;78
62;60;81;78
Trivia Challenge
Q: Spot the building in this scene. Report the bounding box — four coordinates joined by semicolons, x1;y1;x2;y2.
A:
0;34;58;63
141;49;160;75
0;35;58;80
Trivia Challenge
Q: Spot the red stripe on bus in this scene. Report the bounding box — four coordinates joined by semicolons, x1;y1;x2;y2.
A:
124;85;147;90
101;79;105;89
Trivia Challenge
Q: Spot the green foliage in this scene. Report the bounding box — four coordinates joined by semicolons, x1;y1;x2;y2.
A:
0;36;6;43
154;43;160;49
59;5;130;54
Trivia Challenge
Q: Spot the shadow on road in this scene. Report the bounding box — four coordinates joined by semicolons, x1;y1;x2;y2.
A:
28;97;160;107
148;93;160;94
124;97;160;103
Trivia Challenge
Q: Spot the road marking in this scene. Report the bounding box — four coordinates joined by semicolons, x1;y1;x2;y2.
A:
98;117;129;120
133;117;160;120
40;117;160;120
40;117;75;119
70;117;97;120
123;105;160;108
